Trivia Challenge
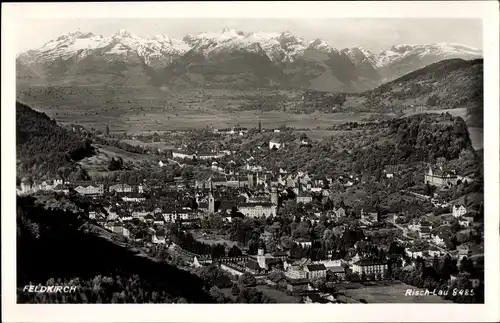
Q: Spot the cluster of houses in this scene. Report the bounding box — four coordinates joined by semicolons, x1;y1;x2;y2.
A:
215;247;390;294
213;127;249;136
171;150;230;161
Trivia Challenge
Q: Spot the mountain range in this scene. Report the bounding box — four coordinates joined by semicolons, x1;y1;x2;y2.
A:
16;28;482;92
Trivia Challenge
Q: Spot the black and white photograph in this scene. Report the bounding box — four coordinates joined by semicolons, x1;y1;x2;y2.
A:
2;1;499;322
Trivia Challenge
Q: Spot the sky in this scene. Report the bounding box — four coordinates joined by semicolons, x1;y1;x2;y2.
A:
16;18;482;54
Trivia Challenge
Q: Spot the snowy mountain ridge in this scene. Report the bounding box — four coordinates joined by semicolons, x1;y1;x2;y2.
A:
17;28;483;91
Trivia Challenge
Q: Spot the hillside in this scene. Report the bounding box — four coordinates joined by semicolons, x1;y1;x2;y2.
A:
370;58;482;114
16;101;95;181
369;58;481;114
249;113;477;178
16;193;216;303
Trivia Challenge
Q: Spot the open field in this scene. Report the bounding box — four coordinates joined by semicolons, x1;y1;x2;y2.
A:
17;85;482;149
17;85;381;132
78;143;158;178
121;139;176;151
341;283;452;303
191;231;239;248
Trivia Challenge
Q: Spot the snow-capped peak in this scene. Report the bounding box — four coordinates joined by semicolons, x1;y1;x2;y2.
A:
341;46;380;67
114;29;134;38
18;28;483;76
152;33;172;44
308;38;336;53
377;42;482;68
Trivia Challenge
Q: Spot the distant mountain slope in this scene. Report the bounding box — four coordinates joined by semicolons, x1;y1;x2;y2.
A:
363;58;483;126
376;43;482;82
16;101;94;180
16;29;482;91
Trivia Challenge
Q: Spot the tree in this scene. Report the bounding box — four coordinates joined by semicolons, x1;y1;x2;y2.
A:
459;257;474;274
312;277;326;290
228;245;243;257
181;166;195;180
265;239;278;253
238;273;257;288
432;255;441;272
427;94;439;106
210;214;224;230
291;221;310;240
267;270;285;283
280;235;293;249
231;284;240;296
108;157;123;171
209;286;226;303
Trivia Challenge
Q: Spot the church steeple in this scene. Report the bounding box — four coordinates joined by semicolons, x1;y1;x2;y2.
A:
208;178;215;214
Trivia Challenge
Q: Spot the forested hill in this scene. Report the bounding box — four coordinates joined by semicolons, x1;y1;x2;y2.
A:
17;193;215;303
16;101;94;180
253;113;478;180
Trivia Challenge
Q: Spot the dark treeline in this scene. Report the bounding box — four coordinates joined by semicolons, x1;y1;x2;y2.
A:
388;254;484;303
169;228;226;260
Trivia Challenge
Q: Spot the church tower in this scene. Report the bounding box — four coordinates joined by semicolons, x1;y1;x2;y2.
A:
257;243;266;270
208;179;215;214
208;192;215;214
270;187;278;205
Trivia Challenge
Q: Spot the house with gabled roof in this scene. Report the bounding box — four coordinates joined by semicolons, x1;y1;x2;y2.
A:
424;165;458;187
351;258;388;277
152;229;166;244
452;204;467;218
296;192;313;204
305;264;327;280
109;183;133;193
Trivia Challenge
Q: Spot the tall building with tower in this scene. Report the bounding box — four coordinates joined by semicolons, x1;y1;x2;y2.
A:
247;173;257;189
208;179;215;214
270;187;278;205
257;247;266;269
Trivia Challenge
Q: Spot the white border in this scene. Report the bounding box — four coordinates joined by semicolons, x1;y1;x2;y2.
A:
2;1;499;322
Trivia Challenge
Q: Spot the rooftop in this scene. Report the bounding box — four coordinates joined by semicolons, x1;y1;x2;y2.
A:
353;259;387;266
306;264;327;271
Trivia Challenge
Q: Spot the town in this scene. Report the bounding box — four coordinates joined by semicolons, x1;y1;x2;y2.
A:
17;119;484;304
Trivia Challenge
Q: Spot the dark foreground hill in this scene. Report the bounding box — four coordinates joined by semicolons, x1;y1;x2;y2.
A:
16;193;215;303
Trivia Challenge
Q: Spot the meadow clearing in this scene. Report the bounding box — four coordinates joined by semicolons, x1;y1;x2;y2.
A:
77;143;158;178
341;283;452;303
190;230;239;248
255;285;301;303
